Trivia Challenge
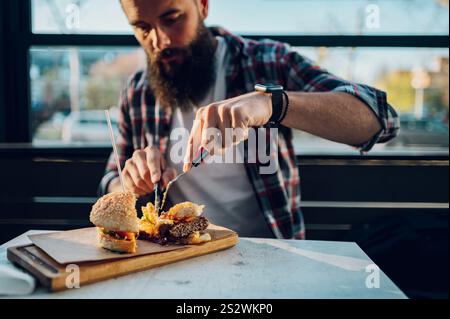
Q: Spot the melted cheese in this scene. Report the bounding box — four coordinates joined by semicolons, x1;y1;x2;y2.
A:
161;202;205;220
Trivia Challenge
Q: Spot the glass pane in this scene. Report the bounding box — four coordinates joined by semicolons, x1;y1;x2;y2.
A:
31;46;448;153
292;47;449;154
31;47;146;145
32;0;449;35
32;0;131;34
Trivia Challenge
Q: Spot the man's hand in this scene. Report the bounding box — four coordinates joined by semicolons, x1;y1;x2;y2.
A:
183;92;272;172
110;146;177;196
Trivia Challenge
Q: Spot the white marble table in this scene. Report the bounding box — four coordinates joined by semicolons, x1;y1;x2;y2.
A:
1;230;406;299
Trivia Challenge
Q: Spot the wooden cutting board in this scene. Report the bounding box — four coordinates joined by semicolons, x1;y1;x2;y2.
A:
7;225;238;292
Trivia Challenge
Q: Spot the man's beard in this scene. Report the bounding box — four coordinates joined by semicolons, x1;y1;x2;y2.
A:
147;24;217;112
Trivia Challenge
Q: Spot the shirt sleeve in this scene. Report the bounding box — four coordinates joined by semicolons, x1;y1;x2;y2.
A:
283;49;400;152
98;88;134;196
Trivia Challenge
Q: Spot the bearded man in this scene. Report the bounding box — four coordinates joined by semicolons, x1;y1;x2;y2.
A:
99;0;399;239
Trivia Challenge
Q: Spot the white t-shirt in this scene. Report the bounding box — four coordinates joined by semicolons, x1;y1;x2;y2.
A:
165;37;273;238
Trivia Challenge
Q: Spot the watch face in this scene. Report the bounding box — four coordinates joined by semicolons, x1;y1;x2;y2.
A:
266;84;283;91
255;84;284;92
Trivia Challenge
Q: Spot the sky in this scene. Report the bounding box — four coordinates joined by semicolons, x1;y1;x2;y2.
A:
32;0;449;35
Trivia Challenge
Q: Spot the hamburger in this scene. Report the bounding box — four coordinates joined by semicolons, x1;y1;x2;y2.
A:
140;202;211;245
90;192;139;253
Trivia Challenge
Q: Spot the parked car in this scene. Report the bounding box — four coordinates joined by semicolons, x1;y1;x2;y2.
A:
34;112;66;141
387;114;449;148
61;109;119;144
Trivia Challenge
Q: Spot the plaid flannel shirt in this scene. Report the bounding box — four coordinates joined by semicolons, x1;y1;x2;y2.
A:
99;27;399;240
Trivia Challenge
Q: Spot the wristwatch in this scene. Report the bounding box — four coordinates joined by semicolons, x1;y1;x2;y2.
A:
255;84;284;125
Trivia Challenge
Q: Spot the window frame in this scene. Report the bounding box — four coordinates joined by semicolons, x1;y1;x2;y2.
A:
1;0;449;157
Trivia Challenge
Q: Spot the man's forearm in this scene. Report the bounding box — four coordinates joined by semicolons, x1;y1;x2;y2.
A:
281;92;382;146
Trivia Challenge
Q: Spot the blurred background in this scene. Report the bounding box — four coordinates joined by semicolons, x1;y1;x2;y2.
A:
27;0;449;153
0;0;448;299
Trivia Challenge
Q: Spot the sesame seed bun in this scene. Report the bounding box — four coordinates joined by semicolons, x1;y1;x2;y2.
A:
90;192;139;233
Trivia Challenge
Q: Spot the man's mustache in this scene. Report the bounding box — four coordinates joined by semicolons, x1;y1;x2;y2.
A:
153;48;189;62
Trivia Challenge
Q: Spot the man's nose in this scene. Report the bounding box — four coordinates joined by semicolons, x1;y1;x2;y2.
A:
151;27;171;52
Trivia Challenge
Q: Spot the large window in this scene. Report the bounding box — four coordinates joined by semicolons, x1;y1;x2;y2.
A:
4;0;450;154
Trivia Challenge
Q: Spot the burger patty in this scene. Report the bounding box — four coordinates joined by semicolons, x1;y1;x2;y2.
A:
160;216;209;239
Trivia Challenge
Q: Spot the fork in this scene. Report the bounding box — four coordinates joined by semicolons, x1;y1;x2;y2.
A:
154;147;210;215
